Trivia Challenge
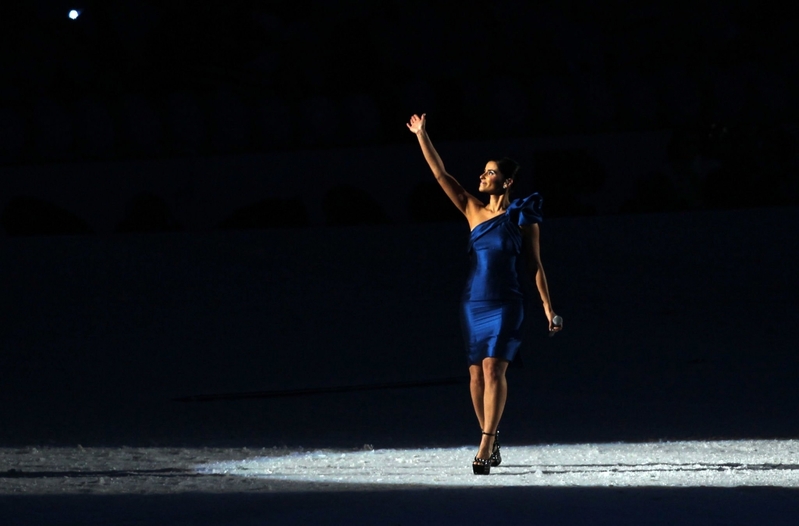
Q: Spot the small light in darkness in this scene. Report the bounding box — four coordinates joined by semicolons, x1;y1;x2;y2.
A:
69;10;80;20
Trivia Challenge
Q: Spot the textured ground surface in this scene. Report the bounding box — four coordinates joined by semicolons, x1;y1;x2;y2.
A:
2;208;798;524
198;440;799;488
4;442;799;525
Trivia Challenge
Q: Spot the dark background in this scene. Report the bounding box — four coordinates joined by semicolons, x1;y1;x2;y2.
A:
1;0;798;233
1;0;797;443
0;0;797;440
2;1;799;523
2;0;799;150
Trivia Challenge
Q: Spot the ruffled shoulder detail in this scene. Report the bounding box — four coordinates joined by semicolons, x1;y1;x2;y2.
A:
507;193;543;226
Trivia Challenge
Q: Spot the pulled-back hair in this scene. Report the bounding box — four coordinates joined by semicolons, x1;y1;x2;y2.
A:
491;157;520;208
492;157;520;181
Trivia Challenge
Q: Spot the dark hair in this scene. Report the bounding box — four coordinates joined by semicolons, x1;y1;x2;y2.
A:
492;157;520;181
490;157;520;208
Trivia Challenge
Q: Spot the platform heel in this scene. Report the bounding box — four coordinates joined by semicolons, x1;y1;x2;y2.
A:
472;431;496;475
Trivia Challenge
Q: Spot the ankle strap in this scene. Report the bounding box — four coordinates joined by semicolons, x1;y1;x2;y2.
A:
481;431;495;436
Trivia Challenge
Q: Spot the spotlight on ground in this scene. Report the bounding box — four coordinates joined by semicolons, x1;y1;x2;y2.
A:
68;9;80;20
196;439;799;488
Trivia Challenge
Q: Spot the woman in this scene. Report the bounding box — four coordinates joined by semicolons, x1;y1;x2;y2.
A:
407;113;561;475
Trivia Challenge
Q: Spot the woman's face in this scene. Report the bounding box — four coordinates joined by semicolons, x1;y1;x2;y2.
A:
478;161;506;194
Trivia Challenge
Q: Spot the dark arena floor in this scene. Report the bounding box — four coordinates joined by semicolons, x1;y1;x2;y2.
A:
2;208;798;524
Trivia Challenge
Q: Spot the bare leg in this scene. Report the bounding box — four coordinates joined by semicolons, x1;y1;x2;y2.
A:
469;364;485;431
475;358;509;460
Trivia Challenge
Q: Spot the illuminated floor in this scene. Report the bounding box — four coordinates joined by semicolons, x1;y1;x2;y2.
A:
197;440;799;488
4;441;799;525
3;440;799;497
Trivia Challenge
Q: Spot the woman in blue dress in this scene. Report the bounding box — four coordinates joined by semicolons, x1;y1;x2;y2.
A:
407;113;562;474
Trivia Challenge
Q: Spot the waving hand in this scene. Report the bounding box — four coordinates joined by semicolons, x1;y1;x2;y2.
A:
406;113;426;135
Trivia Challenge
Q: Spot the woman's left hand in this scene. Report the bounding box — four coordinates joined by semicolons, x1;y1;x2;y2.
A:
548;312;563;335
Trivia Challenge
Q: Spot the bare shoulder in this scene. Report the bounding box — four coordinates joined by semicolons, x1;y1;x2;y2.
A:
467;202;511;230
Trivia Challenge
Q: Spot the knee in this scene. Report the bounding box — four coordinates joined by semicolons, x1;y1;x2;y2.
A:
470;372;485;389
482;364;506;385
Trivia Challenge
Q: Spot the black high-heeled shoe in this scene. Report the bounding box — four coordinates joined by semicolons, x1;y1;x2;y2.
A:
472;431;495;475
490;430;501;467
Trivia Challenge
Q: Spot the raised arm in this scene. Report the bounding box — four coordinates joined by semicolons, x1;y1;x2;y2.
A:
522;223;561;333
407;114;480;217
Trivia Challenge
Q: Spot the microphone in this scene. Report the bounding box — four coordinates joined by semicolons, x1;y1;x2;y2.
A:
549;315;563;337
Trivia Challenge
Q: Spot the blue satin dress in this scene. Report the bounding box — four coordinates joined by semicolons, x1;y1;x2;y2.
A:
461;193;543;365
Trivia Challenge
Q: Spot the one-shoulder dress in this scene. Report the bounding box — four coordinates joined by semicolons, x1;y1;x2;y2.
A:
461;193;543;365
